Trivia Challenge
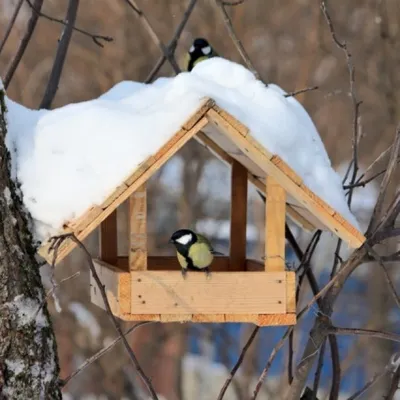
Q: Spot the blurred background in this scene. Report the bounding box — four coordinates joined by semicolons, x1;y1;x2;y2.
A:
1;0;400;398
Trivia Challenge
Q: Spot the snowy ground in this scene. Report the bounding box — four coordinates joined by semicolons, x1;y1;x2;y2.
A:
3;57;359;242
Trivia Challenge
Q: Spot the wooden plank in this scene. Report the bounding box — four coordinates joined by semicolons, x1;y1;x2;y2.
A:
182;98;215;130
270;155;302;186
212;104;249;137
246;259;264;271
265;176;286;272
160;314;192;323
131;271;286;314
192;314;226;323
38;116;209;265
256;313;296;326
206;108;365;249
286;271;296;313
129;183;147;271
90;259;130;317
230;160;248;271
99;211;118;265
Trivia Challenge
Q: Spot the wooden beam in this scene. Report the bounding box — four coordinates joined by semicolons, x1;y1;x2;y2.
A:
129;183;147;271
99;211;117;265
131;271;287;314
265;176;286;272
206;108;365;248
230;160;248;271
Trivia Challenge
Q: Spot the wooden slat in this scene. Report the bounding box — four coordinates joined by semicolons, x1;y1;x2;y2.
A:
129;184;147;271
265;176;286;272
99;211;118;265
117;255;231;271
230;160;248;271
131;271;286;314
183;98;215;130
206;108;365;249
38;116;209;265
286;271;296;313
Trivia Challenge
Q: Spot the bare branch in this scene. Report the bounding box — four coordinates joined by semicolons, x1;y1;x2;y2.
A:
145;0;198;82
124;0;180;74
284;86;319;98
329;326;400;344
4;0;44;89
48;234;159;399
312;339;326;399
217;326;259;400
214;0;260;79
367;125;400;234
39;0;80;109
0;0;24;56
222;0;246;5
61;321;154;387
24;0;113;47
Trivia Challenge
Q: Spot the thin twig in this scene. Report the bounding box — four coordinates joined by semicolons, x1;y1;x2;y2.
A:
284;86;319;98
215;0;260;79
39;0;79;109
145;0;198;82
367;124;400;234
49;234;159;399
347;370;389;400
0;0;24;55
217;326;259;400
124;0;180;73
61;321;154;387
312;339;326;399
4;0;44;89
329;326;400;344
24;0;113;47
222;0;246;5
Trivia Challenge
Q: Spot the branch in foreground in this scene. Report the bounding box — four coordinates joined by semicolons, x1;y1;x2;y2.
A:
48;234;159;400
145;0;198;82
214;0;260;80
0;0;24;55
217;326;259;400
4;0;44;89
39;0;80;110
284;86;319;98
329;326;400;344
25;0;113;47
61;321;154;387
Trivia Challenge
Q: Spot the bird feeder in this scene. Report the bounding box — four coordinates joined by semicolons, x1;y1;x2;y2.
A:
38;99;365;326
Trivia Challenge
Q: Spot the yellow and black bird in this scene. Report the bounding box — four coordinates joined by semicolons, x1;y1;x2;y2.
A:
183;38;218;72
169;228;222;278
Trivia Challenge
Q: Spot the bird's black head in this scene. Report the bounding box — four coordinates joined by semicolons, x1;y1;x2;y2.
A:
169;229;197;248
187;37;214;71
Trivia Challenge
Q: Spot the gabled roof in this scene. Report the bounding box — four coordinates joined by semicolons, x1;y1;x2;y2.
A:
38;98;365;264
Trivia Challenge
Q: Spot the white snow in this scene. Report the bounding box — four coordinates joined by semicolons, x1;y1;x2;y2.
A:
5;359;25;376
4;57;360;243
3;187;12;205
6;294;48;328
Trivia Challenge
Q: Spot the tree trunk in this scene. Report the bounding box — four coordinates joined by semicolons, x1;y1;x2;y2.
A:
0;88;61;399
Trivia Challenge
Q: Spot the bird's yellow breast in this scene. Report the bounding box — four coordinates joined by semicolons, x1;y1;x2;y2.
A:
188;242;214;269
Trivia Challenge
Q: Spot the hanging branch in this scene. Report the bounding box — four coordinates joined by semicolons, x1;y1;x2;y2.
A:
61;321;154;387
214;0;260;79
48;233;159;400
24;0;113;47
217;326;259;400
145;0;198;82
124;0;180;73
4;0;44;89
0;0;24;56
39;0;79;109
284;86;319;98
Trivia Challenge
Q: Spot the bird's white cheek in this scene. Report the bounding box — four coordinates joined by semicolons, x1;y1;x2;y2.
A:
202;46;211;55
189;45;195;53
176;234;192;245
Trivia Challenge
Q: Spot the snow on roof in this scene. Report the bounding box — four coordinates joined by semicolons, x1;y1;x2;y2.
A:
4;57;359;242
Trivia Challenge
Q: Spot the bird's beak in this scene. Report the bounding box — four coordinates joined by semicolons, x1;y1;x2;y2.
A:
168;239;173;244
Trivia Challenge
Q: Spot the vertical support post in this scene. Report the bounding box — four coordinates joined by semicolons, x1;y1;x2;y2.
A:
230;160;248;271
100;211;117;265
129;183;147;271
265;176;286;272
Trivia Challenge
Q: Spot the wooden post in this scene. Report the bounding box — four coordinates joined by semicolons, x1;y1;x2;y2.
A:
129;183;147;271
265;176;286;272
230;160;248;271
99;211;117;265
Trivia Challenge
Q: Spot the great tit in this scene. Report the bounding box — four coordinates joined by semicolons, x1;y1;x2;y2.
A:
169;228;222;279
183;38;218;72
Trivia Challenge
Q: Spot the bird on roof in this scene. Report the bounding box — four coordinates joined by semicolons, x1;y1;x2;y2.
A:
183;38;218;72
169;228;223;279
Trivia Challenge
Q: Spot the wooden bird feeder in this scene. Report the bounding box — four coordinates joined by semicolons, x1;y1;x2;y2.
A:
38;98;366;326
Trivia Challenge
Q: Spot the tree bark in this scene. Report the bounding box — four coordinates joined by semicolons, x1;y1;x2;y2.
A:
0;89;61;398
